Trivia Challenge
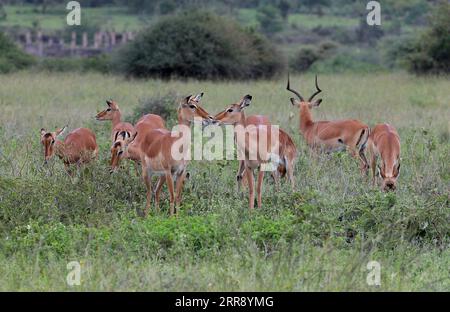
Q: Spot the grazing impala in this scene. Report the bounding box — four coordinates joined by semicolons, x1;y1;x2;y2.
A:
215;95;286;209
214;97;297;190
112;93;214;215
40;127;98;173
95;100;135;142
287;75;369;172
367;123;401;191
110;113;166;169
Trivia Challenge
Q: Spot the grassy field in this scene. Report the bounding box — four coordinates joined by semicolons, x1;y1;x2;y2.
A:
2;5;361;32
1;5;148;31
0;72;449;291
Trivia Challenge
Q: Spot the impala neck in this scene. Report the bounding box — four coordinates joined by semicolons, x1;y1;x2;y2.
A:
54;140;66;160
112;110;122;128
299;105;314;134
238;111;247;127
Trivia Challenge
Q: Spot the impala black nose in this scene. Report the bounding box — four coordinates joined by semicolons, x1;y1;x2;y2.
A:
384;182;396;191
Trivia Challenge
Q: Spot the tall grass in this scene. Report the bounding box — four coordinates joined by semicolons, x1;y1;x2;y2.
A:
0;72;448;291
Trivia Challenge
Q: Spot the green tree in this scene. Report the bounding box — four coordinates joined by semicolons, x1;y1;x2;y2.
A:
257;5;284;36
0;32;35;73
406;1;450;74
116;10;284;80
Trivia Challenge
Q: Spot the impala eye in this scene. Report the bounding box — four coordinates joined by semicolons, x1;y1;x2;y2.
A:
51;139;55;144
118;150;123;156
227;108;233;113
107;108;111;111
189;105;196;109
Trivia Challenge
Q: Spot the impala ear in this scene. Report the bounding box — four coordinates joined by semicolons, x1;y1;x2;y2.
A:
128;131;138;144
182;95;192;107
240;94;252;109
290;98;298;106
40;128;46;137
193;92;204;101
56;126;68;138
106;99;113;107
311;99;322;107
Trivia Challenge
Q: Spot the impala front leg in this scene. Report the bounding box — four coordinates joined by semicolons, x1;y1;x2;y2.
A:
165;171;176;216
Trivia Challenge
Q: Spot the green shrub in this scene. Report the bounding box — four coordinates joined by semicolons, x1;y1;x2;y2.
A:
127;92;179;127
290;41;338;72
405;1;450;74
0;32;35;73
257;5;284;36
116;10;284;80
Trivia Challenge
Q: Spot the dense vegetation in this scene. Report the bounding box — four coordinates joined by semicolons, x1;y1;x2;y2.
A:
1;0;449;76
0;72;448;290
404;2;450;74
115;11;284;80
0;31;34;73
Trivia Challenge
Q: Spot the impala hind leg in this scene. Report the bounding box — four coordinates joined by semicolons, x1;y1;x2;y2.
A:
154;176;166;213
165;171;176;216
370;153;377;187
245;167;255;210
359;148;369;175
287;158;296;190
256;169;264;208
236;160;246;192
175;171;187;207
142;166;152;217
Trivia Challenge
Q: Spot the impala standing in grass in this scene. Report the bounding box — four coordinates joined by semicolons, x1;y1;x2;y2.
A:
215;95;286;209
214;96;297;191
40;126;98;175
287;75;369;172
367;123;401;191
112;93;215;216
95;100;135;142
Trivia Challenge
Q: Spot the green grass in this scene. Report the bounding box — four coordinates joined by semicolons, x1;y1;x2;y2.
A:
0;72;449;291
238;9;360;29
288;13;359;28
1;5;147;31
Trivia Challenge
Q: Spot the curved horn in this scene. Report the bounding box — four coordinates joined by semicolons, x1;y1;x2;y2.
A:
308;75;322;102
286;73;304;102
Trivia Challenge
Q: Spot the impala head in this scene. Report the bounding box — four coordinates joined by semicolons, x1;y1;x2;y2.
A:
40;126;67;163
110;131;138;173
287;74;323;109
214;94;252;125
379;158;401;192
95;99;120;121
178;93;216;126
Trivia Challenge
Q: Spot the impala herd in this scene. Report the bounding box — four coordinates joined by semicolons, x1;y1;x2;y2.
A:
40;76;401;215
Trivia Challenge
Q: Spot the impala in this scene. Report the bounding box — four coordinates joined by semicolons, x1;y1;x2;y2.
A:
214;97;298;191
112;93;214;215
40;126;98;173
95;100;135;142
367;123;401;191
287;75;369;172
215;95;285;209
111;113;166;168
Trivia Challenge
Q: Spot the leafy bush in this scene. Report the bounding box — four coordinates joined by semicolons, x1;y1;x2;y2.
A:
405;1;450;74
127;92;179;126
0;32;35;73
290;41;338;72
116;10;284;80
257;5;284;36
